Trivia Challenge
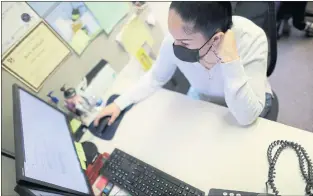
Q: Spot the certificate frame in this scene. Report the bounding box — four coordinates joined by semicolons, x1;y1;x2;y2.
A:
2;21;71;92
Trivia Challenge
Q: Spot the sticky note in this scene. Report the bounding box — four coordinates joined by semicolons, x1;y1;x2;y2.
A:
74;142;86;161
136;47;153;71
80;159;86;170
70;118;82;133
96;176;108;191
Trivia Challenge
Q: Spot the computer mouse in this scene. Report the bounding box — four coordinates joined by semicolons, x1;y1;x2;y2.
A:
89;117;110;135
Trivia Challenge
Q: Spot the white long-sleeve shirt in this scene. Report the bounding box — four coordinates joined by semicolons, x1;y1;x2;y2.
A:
114;16;272;125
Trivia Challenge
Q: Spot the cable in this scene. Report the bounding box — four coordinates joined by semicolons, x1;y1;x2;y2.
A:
266;140;313;196
1;150;15;159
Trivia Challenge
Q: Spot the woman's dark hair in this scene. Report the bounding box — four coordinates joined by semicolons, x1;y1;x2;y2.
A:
170;2;233;38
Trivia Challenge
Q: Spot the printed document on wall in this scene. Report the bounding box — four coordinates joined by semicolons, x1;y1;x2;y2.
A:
45;2;102;55
120;16;154;56
85;2;130;35
1;2;40;55
2;22;70;92
27;1;59;17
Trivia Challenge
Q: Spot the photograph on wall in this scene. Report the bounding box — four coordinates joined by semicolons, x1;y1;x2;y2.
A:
2;2;41;55
45;2;102;55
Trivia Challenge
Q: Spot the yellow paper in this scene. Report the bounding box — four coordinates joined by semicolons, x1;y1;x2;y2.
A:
70;118;82;134
70;29;91;55
2;22;70;92
136;47;153;71
80;159;86;170
121;16;154;56
74;142;86;162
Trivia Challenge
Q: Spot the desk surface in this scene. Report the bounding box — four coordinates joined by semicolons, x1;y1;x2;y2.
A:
81;58;313;195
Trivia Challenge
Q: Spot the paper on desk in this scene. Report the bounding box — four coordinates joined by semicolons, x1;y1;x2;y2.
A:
118;15;154;56
85;2;130;34
70;118;82;134
83;64;117;99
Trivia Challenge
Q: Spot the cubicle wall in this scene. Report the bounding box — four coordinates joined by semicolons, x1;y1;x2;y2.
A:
1;6;163;155
1;3;190;155
1;155;18;196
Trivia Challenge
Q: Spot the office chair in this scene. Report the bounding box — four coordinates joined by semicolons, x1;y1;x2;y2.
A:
232;2;279;121
306;11;313;17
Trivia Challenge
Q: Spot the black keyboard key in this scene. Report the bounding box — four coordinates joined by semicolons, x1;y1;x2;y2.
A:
136;165;144;171
132;170;140;176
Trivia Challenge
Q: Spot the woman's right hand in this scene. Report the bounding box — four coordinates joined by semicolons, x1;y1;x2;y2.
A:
94;103;121;126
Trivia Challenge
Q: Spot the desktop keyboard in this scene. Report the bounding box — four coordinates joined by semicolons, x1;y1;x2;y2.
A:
101;149;205;196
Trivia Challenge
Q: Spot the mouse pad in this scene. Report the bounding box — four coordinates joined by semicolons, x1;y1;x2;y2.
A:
88;94;133;140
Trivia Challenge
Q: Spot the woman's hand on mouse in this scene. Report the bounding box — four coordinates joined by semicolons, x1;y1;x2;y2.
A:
94;103;121;127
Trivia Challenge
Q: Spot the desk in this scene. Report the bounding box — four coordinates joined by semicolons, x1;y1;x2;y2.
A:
81;59;313;195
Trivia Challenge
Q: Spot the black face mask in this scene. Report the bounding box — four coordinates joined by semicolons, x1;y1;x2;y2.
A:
173;39;211;63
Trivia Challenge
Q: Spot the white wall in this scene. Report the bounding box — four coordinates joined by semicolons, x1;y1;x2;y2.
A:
148;2;171;34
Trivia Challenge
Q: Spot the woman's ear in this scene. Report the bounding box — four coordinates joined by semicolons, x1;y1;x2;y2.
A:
211;32;224;47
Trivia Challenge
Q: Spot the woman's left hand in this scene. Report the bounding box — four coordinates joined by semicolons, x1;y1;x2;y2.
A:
213;30;240;64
